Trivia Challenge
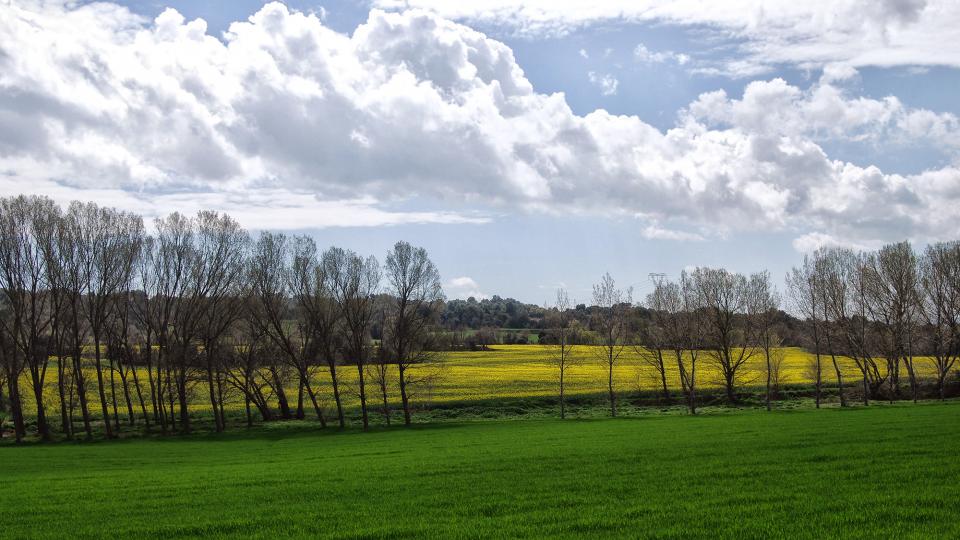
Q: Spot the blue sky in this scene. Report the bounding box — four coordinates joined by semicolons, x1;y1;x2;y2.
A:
2;0;959;302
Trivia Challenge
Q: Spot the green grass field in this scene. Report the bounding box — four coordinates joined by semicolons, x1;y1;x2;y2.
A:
2;402;958;538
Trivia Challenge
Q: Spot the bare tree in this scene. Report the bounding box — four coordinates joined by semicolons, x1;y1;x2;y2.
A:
369;301;393;425
56;207;94;437
0;195;59;441
249;232;326;428
105;286;150;429
329;248;381;430
864;242;920;402
691;267;756;404
40;209;80;438
768;345;787;397
546;288;580;418
0;361;7;421
813;250;848;406
918;242;960;400
289;240;348;427
749;271;781;411
149;213;201;432
592;273;632;417
193;212;249;432
132;218;192;433
65;202;143;438
640;277;672;404
383;241;444;426
787;254;827;408
660;272;704;415
819;248;885;404
224;315;276;425
0;301;25;442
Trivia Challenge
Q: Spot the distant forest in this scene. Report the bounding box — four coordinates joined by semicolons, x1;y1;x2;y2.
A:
438;296;804;347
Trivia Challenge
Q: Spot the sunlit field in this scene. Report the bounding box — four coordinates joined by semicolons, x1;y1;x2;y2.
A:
2;403;958;538
12;345;946;425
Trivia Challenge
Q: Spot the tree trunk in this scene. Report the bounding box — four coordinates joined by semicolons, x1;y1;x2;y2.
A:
144;339;159;425
29;365;51;441
117;364;134;426
56;357;72;438
5;367;25;442
904;358;918;404
167;365;177;431
303;375;327;428
379;371;391;426
657;350;669;404
559;366;565;420
724;371;736;404
108;357;121;432
399;364;411;426
176;369;190;434
252;385;272;422
888;357;896;404
270;366;291;419
129;360;150;429
607;350;616;418
814;352;822;409
216;371;227;431
765;347;772;412
174;358;190;434
73;352;92;438
862;372;869;406
328;361;345;428
156;354;169;433
92;333;114;438
244;384;253;428
296;378;305;420
831;355;847;407
206;362;223;433
357;363;369;429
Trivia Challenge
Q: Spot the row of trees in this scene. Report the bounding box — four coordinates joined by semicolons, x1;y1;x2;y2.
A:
2;194;958;441
545;269;780;417
0;195;444;443
545;241;960;417
785;243;960;404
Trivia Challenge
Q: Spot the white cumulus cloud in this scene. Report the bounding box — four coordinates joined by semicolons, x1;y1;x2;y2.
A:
0;1;957;250
587;71;619;95
445;276;488;299
634;43;689;65
376;0;960;75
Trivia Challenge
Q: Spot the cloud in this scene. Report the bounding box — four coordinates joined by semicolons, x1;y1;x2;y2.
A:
634;43;689;65
445;276;488;299
640;223;704;242
579;48;588;59
819;63;859;84
376;1;960;75
791;232;875;253
587;71;619;95
1;2;958;249
685;77;960;152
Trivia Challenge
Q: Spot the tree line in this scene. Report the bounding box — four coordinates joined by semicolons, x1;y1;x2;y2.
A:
0;195;443;442
544;241;960;418
1;194;958;443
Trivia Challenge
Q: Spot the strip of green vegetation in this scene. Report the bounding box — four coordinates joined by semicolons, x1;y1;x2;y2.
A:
2;402;958;538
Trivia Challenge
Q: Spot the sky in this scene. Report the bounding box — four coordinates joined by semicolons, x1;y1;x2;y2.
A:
1;0;959;304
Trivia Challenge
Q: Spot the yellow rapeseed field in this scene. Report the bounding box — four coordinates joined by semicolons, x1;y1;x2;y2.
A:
13;345;945;416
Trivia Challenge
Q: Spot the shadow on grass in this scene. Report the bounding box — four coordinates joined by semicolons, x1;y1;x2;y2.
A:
4;392;957;448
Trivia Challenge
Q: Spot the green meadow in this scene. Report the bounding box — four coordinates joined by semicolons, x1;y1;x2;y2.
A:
2;402;958;538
